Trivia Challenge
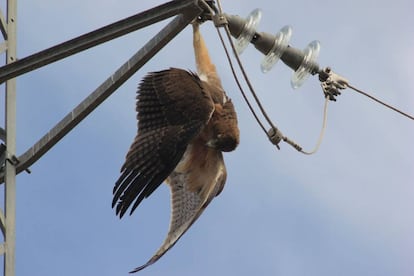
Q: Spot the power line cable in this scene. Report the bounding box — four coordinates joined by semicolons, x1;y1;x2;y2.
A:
347;84;414;121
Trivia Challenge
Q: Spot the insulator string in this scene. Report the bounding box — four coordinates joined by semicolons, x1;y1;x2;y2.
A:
213;0;328;154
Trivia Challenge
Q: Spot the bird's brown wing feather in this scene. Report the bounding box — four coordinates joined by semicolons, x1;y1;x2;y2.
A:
112;68;214;218
130;145;227;273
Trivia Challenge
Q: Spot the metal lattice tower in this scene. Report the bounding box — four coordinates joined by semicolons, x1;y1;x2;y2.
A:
0;1;205;275
1;0;17;275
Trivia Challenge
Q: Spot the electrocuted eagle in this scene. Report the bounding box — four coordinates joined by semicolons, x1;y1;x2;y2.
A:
112;22;239;273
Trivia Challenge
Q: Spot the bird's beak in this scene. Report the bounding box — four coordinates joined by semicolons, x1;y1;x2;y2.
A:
205;139;218;148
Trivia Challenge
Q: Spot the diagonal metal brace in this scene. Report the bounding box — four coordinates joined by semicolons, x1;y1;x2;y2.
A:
0;208;5;236
0;0;205;183
0;8;7;40
0;0;202;84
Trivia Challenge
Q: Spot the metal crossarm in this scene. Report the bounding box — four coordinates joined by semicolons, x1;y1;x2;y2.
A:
0;0;202;84
1;6;203;181
0;0;203;179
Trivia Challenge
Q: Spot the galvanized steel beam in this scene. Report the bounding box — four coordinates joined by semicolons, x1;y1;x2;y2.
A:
0;0;201;84
2;0;18;274
0;0;204;181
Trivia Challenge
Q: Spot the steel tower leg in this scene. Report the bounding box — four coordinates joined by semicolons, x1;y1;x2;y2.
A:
1;0;17;275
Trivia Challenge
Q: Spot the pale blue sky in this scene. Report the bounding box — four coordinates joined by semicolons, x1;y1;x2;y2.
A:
1;0;413;275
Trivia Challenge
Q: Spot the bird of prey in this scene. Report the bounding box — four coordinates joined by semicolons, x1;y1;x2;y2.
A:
112;22;239;273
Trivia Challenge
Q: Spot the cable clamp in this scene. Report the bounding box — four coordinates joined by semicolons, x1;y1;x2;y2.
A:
198;0;227;27
268;127;303;152
319;67;348;101
267;127;283;149
283;137;303;152
198;0;220;23
212;13;228;27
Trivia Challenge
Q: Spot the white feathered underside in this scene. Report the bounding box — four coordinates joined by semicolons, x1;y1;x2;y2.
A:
133;147;226;272
154;165;225;257
169;171;202;241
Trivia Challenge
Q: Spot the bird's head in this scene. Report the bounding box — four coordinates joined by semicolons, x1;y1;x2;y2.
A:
205;99;240;152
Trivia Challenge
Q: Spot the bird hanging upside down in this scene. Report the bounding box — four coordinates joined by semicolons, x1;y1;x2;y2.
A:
112;21;239;273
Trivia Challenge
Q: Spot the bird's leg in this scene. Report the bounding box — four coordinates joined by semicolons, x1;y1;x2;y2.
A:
192;23;218;79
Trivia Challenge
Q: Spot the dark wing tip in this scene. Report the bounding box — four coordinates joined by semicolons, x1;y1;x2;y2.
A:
129;265;147;274
116;202;126;218
129;257;158;274
112;167;168;218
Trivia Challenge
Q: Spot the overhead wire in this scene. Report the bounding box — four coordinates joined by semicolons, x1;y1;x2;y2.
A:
215;6;278;133
199;0;269;136
214;27;269;135
300;97;329;155
347;84;414;121
213;0;287;150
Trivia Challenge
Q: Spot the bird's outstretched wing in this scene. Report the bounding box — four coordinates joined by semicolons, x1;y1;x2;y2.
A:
112;68;214;218
130;143;227;273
